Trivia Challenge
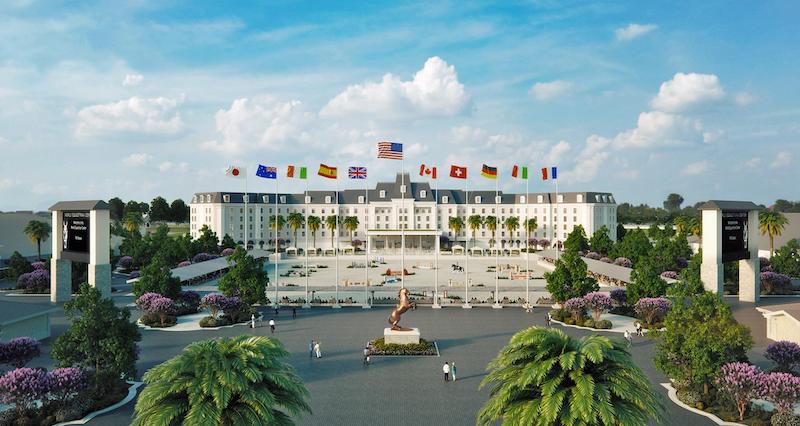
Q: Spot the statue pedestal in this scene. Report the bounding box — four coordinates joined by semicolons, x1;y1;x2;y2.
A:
384;327;420;345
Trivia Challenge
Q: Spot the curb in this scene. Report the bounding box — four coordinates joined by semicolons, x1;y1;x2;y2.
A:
54;381;143;426
367;341;441;358
549;318;624;334
137;319;252;332
660;383;745;426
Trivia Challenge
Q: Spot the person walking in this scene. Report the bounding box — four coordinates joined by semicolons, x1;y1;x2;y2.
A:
443;362;450;382
451;362;457;382
314;341;322;358
624;330;632;346
309;340;315;358
269;318;275;334
363;347;370;365
292;307;297;319
635;322;643;336
545;312;552;327
250;313;256;329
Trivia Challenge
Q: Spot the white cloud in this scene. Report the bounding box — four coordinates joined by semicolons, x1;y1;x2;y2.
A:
545;140;571;164
158;161;173;172
744;157;761;168
568;135;610;182
528;80;573;101
320;56;469;119
615;23;657;41
202;97;313;155
650;73;725;112
450;125;487;144
612;111;704;149
681;160;709;176
0;178;14;190
75;96;184;137
771;151;792;168
123;153;152;167
734;92;756;106
122;73;144;87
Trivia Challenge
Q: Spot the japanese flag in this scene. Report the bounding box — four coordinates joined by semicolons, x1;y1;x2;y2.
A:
225;165;246;178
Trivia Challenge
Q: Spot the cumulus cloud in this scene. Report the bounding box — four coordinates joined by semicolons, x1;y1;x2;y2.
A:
734;92;756;106
320;56;469;119
545;140;571;164
615;23;657;41
650;73;725;112
75;96;184;137
528;80;573;101
202;97;313;155
681;160;709;176
568;135;610;182
158;161;189;173
744;157;761;168
122;73;144;87
123;153;152;167
450;125;487;144
612;111;704;149
771;151;792;168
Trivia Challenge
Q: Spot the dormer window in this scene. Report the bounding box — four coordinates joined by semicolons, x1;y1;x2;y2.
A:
442;195;449;204
475;196;481;203
603;195;608;203
595;195;601;202
520;195;526;203
537;195;543;203
557;194;564;203
192;195;197;203
262;195;268;203
609;196;615;203
280;196;286;204
577;194;583;203
358;195;365;204
495;196;501;203
223;195;230;203
400;185;406;194
379;190;386;198
305;195;311;203
325;195;332;204
420;190;427;198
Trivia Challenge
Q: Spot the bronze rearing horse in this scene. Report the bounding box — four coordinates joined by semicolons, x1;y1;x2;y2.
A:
388;288;416;331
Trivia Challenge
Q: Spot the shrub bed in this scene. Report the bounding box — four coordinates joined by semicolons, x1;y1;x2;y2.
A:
368;338;437;356
198;316;231;328
139;312;177;328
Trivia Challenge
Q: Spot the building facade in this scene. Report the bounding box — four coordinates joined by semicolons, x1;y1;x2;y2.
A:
190;173;617;253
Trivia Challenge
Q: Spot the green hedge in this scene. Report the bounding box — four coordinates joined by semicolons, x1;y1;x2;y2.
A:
199;316;231;328
369;338;437;356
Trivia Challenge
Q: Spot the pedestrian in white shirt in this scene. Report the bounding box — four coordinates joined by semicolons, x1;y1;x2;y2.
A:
443;362;450;382
269;318;275;334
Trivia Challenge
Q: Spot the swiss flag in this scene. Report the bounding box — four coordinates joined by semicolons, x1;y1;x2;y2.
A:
419;164;437;179
449;165;467;179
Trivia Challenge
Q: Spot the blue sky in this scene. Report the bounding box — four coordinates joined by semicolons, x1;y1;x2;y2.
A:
1;0;798;211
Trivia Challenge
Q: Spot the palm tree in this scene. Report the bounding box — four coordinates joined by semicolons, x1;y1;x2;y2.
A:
687;216;702;243
504;216;520;250
307;215;321;250
673;216;689;234
23;220;50;260
343;216;360;245
478;327;662;426
485;216;498;248
468;215;484;245
269;215;286;251
760;210;788;256
525;218;538;251
286;212;305;248
133;335;311;426
122;212;143;235
448;216;465;245
325;215;338;249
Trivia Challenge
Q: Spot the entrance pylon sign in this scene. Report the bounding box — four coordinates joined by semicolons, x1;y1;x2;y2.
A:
49;200;112;303
699;200;762;302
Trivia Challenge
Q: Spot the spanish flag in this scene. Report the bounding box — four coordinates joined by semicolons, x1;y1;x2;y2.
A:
318;164;337;179
481;164;498;179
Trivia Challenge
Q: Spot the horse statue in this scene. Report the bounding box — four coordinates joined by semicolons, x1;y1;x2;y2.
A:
388;287;416;331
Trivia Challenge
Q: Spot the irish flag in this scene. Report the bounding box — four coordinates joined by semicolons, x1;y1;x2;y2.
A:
318;164;337;179
287;165;307;179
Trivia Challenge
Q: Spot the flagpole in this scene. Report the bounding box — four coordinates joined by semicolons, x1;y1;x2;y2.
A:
303;171;310;308
432;168;441;309
244;173;249;250
525;169;530;308
333;172;341;308
363;168;370;309
274;175;279;307
493;173;501;309
463;173;471;309
401;156;405;289
555;169;560;261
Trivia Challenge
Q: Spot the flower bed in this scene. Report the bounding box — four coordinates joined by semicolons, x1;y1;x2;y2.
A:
367;338;438;356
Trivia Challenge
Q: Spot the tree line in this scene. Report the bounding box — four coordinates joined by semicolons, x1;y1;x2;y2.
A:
107;196;189;223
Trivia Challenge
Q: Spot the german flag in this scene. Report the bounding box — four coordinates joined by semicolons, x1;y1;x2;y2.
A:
481;164;497;179
318;164;337;179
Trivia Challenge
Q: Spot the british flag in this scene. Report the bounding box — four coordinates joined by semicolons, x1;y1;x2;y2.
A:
348;166;367;179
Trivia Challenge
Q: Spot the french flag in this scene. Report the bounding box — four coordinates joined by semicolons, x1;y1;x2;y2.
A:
541;166;557;180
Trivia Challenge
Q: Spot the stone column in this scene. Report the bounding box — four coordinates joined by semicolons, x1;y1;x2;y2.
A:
50;211;72;303
701;209;723;295
89;209;111;298
738;209;761;302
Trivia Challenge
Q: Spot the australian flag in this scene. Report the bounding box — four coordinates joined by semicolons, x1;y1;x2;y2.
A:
348;166;367;179
256;165;277;179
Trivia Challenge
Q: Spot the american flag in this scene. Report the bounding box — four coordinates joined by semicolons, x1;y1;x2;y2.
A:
348;166;367;179
377;141;403;160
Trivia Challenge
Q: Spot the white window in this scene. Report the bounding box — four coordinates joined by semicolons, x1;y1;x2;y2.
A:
475;196;481;203
520;195;526;203
305;195;311;203
356;195;364;203
596;195;601;202
577;194;583;203
603;195;609;203
557;194;564;203
495;196;501;203
278;196;285;204
609;195;615;203
420;190;427;198
400;185;406;194
442;195;449;204
537;195;543;203
325;196;332;203
223;194;230;203
379;190;386;198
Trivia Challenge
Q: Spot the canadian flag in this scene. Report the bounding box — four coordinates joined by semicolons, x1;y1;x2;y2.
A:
419;164;437;179
225;165;246;178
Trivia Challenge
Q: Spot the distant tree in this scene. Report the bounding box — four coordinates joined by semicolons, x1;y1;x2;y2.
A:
627;256;668;305
770;239;800;278
124;200;147;217
524;218;538;250
544;249;598;302
220;234;237;250
669;251;705;298
616;223;627;240
133;254;181;299
169;199;189;222
485;216;498;248
287;212;305;247
468;215;484;245
324;215;337;249
7;251;32;282
589;225;614;255
149;197;171;222
108;197;125;221
218;247;268;305
610;229;652;265
193;224;219;254
448;216;464;242
563;224;590;253
51;283;141;380
663;193;684;212
307;216;321;248
23;220;50;260
504;216;519;247
760;210;788;256
772;199;800;213
343;216;359;245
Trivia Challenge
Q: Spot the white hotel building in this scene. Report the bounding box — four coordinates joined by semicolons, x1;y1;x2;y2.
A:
190;173;617;253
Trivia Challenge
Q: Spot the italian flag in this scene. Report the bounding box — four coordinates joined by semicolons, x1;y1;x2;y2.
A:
511;165;528;179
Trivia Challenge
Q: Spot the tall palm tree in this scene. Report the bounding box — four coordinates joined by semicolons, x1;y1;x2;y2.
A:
525;218;538;251
269;215;286;251
760;210;788;256
673;216;689;234
468;215;484;245
448;216;465;245
504;216;520;249
307;215;321;249
343;216;360;245
133;336;311;426
485;216;498;248
286;212;305;248
23;220;50;260
325;215;338;249
478;327;662;426
122;212;144;235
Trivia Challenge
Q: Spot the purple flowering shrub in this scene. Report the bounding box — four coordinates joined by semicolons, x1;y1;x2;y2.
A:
221;296;251;323
201;294;228;318
129;270;141;279
177;260;192;268
614;257;633;268
599;257;613;264
563;297;587;322
610;288;627;307
0;337;41;368
715;362;764;421
660;270;679;280
0;367;49;412
761;272;792;294
634;297;672;326
117;256;133;270
148;296;176;326
221;248;235;256
585;251;601;260
30;261;46;270
760;372;800;413
46;367;87;405
759;257;771;272
764;340;800;373
528;238;538;249
538;239;550;249
583;292;613;321
135;292;163;311
192;253;219;263
16;269;50;293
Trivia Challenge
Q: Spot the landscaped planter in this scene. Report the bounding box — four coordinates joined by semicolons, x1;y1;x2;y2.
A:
367;338;439;356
